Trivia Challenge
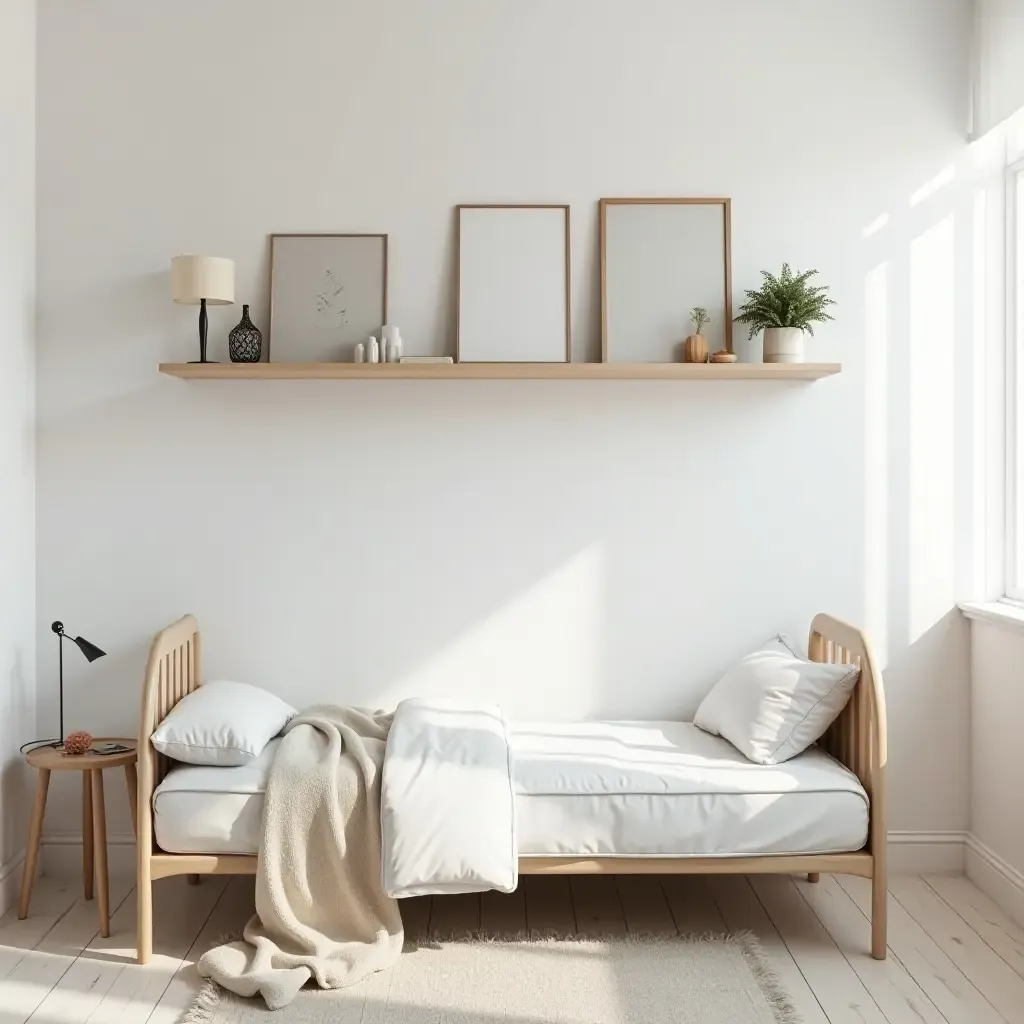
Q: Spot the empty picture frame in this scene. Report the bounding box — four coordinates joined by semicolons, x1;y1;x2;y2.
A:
456;205;571;362
269;233;388;362
601;198;732;362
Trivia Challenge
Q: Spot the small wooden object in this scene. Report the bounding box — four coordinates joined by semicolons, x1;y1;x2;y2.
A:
682;335;709;363
19;738;137;937
710;351;737;364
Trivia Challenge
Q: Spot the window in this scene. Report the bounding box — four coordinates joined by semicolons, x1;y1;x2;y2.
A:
1007;160;1024;600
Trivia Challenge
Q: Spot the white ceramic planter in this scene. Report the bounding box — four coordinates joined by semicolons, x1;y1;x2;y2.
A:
762;327;805;364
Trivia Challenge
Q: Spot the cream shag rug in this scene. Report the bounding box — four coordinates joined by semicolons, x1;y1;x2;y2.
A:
181;932;799;1023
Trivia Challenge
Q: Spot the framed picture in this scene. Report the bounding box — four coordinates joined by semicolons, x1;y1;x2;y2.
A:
269;233;388;362
601;198;732;362
456;205;571;362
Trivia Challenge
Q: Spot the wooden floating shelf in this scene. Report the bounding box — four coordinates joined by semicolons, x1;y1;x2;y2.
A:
160;362;841;381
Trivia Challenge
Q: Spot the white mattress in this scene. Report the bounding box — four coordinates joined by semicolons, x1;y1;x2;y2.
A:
154;738;278;855
153;721;868;858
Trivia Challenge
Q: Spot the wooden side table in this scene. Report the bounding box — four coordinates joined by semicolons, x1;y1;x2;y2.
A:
19;739;137;937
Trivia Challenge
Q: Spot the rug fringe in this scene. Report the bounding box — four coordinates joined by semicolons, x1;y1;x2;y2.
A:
411;927;755;947
177;978;222;1024
735;930;802;1024
176;932;235;1024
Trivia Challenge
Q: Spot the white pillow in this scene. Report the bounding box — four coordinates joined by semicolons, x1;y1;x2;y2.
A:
693;635;860;765
151;680;296;766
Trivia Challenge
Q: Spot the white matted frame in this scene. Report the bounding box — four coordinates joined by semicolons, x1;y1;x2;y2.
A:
601;198;733;362
456;205;571;363
269;233;388;363
135;612;887;965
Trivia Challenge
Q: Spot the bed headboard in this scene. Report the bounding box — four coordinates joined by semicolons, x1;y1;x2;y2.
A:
808;613;887;854
137;614;202;817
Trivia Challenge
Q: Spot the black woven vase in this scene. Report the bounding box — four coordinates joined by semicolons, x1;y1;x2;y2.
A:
228;305;263;363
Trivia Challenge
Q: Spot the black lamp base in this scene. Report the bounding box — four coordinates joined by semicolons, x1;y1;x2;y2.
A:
195;296;215;362
187;360;220;364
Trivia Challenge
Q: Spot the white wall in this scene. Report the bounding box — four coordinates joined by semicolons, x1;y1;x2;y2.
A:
37;0;981;847
974;0;1024;137
0;0;37;903
969;621;1024;917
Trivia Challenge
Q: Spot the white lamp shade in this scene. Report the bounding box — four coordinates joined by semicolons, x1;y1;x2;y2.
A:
171;255;235;305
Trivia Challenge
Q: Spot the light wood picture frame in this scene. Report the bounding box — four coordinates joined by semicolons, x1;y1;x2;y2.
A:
456;205;571;363
269;233;388;362
600;198;733;362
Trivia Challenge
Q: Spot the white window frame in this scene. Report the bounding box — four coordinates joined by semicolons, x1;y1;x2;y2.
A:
1006;156;1024;601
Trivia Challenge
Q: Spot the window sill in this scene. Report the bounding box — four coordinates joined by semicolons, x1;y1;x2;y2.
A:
959;600;1024;635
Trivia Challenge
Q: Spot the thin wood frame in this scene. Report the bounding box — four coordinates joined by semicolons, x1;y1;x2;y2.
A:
455;204;572;363
599;197;733;361
134;610;886;964
268;233;389;362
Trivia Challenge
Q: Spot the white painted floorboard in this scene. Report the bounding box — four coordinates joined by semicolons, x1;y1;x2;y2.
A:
1;873;1021;1024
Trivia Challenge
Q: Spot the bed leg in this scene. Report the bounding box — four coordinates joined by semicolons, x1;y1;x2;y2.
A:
871;867;887;960
187;874;201;886
807;873;820;883
137;870;153;964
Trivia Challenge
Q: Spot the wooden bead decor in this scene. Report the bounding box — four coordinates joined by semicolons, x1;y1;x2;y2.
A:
683;334;709;363
63;730;93;755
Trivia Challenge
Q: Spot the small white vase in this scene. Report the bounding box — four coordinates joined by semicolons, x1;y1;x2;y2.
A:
762;327;805;364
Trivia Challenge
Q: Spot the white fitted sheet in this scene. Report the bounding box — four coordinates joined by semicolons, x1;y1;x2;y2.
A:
153;722;869;858
511;721;868;857
153;738;277;855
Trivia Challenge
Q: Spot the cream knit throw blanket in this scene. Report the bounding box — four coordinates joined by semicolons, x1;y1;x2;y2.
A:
198;706;404;1010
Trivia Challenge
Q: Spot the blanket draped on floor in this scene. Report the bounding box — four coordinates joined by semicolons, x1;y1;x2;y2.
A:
198;706;404;1010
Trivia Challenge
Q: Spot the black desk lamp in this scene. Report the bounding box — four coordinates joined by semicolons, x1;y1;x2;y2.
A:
51;621;106;747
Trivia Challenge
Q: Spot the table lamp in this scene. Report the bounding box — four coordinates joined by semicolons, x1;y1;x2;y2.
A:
52;621;106;749
171;254;235;363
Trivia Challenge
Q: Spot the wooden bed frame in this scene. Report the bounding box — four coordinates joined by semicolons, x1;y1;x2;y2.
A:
136;612;887;963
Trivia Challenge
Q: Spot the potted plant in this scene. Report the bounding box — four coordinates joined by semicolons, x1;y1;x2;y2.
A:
683;307;710;363
734;264;835;363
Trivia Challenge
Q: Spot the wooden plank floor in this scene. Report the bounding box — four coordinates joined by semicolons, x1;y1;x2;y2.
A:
1;873;1021;1023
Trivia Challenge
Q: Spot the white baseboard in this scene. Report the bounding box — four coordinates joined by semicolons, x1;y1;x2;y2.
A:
966;834;1024;928
886;831;967;874
36;830;968;881
0;849;27;916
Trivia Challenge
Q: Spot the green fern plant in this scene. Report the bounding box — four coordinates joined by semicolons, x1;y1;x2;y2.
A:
734;264;836;340
690;306;710;335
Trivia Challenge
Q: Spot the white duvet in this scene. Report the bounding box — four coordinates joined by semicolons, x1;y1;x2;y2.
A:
380;698;517;897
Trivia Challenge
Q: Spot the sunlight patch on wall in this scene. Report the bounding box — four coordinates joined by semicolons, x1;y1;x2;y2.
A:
387;546;605;717
864;261;889;668
909;165;955;207
862;213;890;239
908;214;956;643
